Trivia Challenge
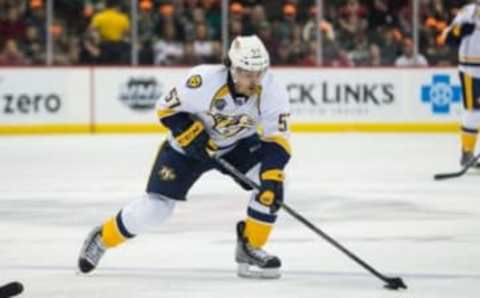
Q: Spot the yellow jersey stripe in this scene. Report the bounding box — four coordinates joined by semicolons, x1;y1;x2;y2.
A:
209;84;230;110
156;108;176;119
460;56;480;63
175;121;204;147
464;73;474;111
261;169;284;182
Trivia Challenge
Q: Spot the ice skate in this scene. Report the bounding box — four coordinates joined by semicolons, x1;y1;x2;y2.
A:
235;221;281;279
460;151;480;168
78;226;106;274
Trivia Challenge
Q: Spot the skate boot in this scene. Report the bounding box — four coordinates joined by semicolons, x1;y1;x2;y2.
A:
78;226;106;273
460;150;480;168
235;221;281;279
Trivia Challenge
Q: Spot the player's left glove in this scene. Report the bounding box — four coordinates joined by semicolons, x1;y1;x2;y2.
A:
256;169;284;213
174;120;218;162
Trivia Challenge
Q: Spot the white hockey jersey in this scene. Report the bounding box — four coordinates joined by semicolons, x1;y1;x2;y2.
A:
449;3;480;77
155;65;291;154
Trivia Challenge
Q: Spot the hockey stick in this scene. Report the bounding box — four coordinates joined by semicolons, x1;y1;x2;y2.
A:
215;157;407;290
434;152;480;180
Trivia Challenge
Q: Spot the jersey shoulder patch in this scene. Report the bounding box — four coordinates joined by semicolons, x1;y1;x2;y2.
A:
186;74;203;89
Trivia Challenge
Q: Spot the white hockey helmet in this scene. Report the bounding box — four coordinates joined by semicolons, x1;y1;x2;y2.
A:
228;35;270;73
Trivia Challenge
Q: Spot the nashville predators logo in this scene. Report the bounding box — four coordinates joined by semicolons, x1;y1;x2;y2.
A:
186;75;202;89
210;113;255;137
159;166;176;181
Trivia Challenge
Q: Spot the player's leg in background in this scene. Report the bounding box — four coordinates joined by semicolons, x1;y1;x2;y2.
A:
78;141;214;273
220;134;282;278
459;72;480;167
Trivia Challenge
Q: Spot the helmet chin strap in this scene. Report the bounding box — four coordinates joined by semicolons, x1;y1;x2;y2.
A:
230;68;239;83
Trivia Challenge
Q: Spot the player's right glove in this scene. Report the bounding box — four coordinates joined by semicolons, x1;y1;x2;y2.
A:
256;169;284;213
460;22;476;38
174;120;218;161
446;22;476;46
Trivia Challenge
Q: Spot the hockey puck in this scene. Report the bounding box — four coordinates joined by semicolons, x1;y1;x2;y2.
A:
0;281;24;297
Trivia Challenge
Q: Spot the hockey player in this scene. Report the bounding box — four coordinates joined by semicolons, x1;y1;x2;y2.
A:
442;1;480;166
78;35;291;279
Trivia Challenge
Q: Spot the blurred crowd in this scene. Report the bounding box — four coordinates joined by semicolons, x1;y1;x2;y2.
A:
0;0;472;66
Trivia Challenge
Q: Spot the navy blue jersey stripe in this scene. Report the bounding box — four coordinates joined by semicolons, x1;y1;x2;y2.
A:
116;211;136;239
247;207;277;223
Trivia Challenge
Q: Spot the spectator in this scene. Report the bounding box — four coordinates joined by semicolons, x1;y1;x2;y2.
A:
0;39;28;65
273;4;298;42
203;0;221;40
89;0;131;64
244;4;267;35
256;21;278;60
138;0;157;44
366;43;383;66
25;3;47;43
51;23;76;65
370;26;401;65
337;0;368;51
289;25;305;63
272;39;294;65
229;19;244;39
136;1;157;64
229;2;244;24
396;4;413;38
395;38;428;67
193;22;221;63
297;41;318;66
181;40;201;65
21;25;44;64
350;31;370;65
153;22;183;65
368;0;395;29
303;5;335;43
328;48;355;67
0;0;471;66
0;6;27;42
79;31;101;64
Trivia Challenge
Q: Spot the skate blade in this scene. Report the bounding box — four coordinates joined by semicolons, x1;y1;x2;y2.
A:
237;263;281;279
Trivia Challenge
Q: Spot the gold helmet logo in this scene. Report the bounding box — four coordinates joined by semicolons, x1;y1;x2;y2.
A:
186;75;202;89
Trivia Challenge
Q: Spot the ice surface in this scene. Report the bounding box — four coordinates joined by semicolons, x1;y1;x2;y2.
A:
0;133;479;297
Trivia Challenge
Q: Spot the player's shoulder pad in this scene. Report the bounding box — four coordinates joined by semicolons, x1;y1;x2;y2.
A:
261;71;289;105
461;3;476;16
258;71;274;95
184;64;225;89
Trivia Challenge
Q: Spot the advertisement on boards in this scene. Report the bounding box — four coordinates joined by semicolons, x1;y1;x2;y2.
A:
273;68;406;123
94;68;186;125
410;68;463;121
0;68;90;125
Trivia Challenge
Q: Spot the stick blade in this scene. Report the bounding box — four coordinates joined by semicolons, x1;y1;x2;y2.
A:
434;154;480;181
433;172;462;180
384;277;407;290
0;281;24;297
